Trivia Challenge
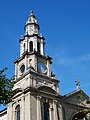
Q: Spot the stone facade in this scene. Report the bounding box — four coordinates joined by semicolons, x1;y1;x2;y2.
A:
0;11;89;120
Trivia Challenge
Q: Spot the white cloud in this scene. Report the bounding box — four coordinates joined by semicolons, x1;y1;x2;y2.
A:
57;54;90;66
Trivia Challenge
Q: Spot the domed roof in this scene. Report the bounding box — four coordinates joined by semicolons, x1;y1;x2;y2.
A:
26;10;38;25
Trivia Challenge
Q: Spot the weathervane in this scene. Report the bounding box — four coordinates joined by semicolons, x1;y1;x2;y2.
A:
75;79;80;90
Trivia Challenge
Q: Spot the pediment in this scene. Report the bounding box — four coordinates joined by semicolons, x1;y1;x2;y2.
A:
37;86;58;96
62;89;89;106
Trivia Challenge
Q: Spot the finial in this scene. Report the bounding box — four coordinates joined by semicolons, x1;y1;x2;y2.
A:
30;10;33;15
20;35;24;40
40;33;43;37
75;79;80;90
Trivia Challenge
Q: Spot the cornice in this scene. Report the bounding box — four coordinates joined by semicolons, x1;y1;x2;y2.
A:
19;33;45;42
14;69;60;84
61;101;88;110
0;108;7;117
14;51;52;64
24;22;40;30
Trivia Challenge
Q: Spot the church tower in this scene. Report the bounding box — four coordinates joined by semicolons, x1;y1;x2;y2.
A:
14;10;53;80
7;11;62;120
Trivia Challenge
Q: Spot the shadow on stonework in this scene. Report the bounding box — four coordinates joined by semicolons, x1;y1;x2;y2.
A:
71;112;86;120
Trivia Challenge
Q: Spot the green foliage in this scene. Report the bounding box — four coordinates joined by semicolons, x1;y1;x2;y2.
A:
83;98;90;120
0;68;14;105
83;108;89;113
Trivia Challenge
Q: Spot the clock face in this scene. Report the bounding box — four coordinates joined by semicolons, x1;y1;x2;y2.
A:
20;64;25;74
38;62;47;73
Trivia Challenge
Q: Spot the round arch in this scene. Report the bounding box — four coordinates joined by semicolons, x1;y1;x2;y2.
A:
71;111;86;120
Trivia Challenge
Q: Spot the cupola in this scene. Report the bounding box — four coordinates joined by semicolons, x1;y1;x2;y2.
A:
24;10;40;35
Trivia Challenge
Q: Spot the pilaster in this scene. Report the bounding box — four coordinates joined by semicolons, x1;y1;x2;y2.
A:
47;60;50;76
15;62;18;80
37;95;42;120
40;40;44;56
53;100;58;120
25;55;28;72
21;96;25;120
57;84;60;94
20;41;23;57
49;103;53;120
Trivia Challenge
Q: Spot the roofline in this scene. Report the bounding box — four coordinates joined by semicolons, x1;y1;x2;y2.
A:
0;108;7;117
14;51;52;64
62;89;89;101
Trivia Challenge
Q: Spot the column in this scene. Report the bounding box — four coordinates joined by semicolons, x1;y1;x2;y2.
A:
57;84;60;94
49;103;53;120
12;104;16;120
53;100;58;120
20;42;23;57
47;60;50;76
15;63;18;80
25;92;31;120
11;104;13;120
25;55;28;72
58;104;63;120
26;37;28;51
37;96;42;120
40;40;44;55
13;110;16;120
34;37;37;51
21;96;25;120
7;104;13;120
34;54;37;71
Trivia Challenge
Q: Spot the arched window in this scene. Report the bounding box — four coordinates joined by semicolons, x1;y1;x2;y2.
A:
24;43;25;52
29;41;33;52
72;112;86;120
43;102;50;120
37;42;40;54
16;105;20;120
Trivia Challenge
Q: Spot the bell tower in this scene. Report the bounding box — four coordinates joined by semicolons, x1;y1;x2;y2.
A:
7;11;60;120
20;10;45;57
14;10;53;81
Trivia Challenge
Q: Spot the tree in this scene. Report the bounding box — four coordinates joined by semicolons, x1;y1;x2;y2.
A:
0;68;13;105
83;99;90;120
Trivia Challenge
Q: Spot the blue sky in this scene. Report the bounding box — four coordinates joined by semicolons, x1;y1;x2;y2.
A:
0;0;90;110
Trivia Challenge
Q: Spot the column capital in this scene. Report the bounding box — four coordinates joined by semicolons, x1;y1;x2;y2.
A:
37;95;42;99
53;99;57;103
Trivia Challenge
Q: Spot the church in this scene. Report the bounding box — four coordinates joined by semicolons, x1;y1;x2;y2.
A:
0;11;89;120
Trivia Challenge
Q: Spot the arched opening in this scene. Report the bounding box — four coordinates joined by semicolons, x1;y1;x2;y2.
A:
16;105;20;120
20;64;25;74
29;41;33;52
43;102;50;120
72;112;86;120
37;41;40;54
24;43;25;52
